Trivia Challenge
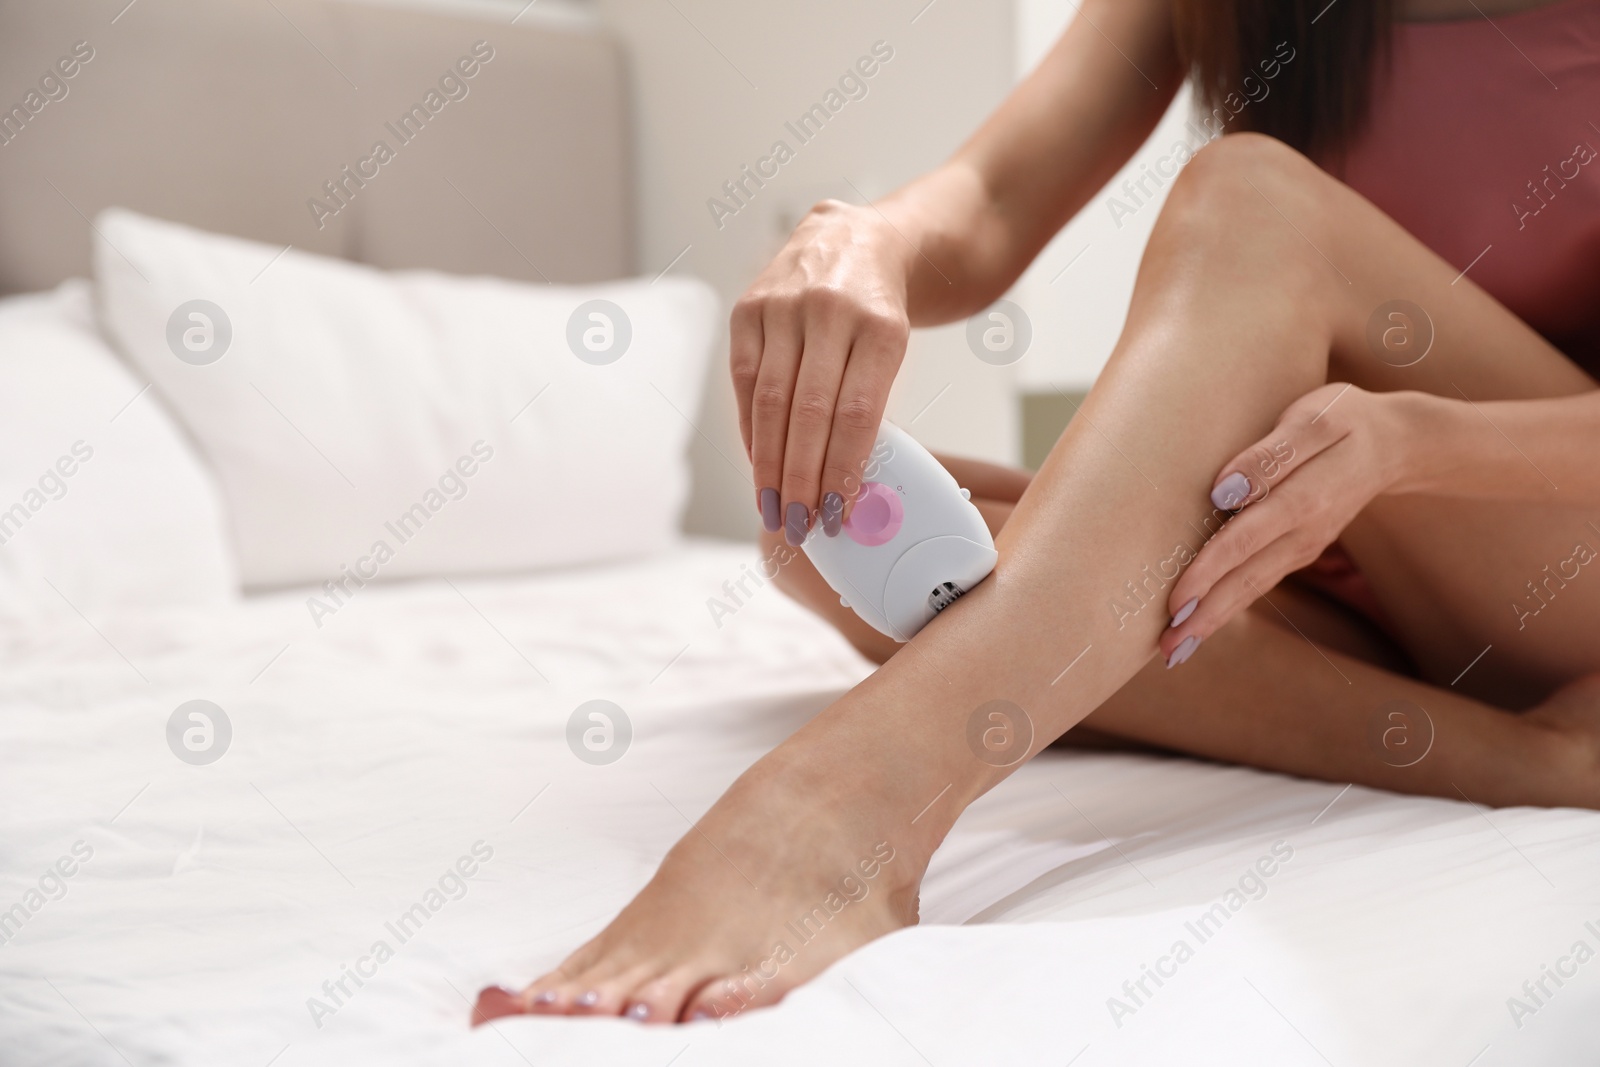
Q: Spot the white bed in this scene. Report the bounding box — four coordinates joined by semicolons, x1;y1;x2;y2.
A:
3;538;1598;1066
2;3;1598;1064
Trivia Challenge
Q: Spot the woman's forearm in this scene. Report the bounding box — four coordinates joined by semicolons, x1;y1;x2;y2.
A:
727;0;1177;545
872;0;1181;327
873;161;1004;325
1401;389;1600;503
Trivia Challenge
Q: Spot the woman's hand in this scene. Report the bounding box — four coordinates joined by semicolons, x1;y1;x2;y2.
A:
730;199;914;546
1160;383;1420;667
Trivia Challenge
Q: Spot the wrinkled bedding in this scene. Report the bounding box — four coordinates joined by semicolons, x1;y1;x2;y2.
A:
2;540;1596;1066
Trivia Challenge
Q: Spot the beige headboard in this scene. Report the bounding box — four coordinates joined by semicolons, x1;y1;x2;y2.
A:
0;0;633;294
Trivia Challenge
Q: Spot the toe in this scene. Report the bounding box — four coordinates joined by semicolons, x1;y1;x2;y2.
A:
566;963;658;1016
621;966;711;1025
516;964;582;1015
471;985;524;1026
515;935;610;1014
683;969;785;1023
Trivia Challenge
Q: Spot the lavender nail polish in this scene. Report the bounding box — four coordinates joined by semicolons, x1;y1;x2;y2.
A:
1166;634;1200;669
626;1002;650;1021
533;990;557;1006
575;989;600;1008
821;492;843;537
1211;472;1251;511
784;501;810;547
1170;597;1198;628
760;488;781;532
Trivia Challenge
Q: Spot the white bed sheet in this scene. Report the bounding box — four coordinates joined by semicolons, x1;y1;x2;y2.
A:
1;539;1596;1066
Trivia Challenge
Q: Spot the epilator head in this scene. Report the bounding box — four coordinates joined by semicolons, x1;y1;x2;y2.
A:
800;422;998;641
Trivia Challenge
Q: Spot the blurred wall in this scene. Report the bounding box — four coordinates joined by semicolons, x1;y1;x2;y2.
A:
383;0;1194;526
1012;0;1195;395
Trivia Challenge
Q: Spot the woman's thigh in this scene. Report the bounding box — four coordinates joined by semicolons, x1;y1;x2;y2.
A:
1208;137;1600;705
1345;495;1599;706
1056;133;1595;707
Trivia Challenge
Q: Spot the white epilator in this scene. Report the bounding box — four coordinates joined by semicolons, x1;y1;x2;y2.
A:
801;421;998;641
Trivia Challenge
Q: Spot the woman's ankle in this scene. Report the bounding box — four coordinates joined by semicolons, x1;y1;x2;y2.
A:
749;729;965;893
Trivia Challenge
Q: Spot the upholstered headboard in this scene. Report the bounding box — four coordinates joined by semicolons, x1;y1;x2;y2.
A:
0;0;633;294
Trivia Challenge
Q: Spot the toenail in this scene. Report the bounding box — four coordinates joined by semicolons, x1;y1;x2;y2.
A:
575;990;600;1007
532;990;557;1006
690;1007;713;1021
626;1002;650;1020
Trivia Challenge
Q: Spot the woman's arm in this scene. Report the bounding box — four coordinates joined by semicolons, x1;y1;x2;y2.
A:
1400;389;1600;501
877;0;1183;324
1163;377;1600;665
732;0;1183;545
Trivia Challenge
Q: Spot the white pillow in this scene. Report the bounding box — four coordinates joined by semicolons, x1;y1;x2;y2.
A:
0;280;238;612
93;209;719;591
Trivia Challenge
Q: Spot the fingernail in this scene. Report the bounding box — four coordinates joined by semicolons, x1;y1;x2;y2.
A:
785;501;810;547
626;1002;650;1021
760;488;781;532
1211;472;1251;511
1166;634;1200;669
821;492;843;537
533;990;557;1006
1170;597;1198;628
575;989;600;1008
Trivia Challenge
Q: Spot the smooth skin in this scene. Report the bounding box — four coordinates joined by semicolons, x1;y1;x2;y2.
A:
496;0;1600;1028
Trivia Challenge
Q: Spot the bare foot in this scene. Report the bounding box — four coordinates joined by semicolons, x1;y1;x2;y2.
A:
1522;672;1600;809
480;743;937;1025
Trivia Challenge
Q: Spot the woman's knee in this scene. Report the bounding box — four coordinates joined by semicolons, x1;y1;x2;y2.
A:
1155;133;1334;258
1169;132;1323;210
1139;132;1344;349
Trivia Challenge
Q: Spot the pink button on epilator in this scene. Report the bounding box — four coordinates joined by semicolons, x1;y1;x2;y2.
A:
844;482;904;547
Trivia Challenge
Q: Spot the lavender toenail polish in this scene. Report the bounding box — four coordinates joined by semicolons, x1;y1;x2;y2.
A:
1166;634;1201;669
576;990;600;1008
1211;472;1251;511
533;990;557;1006
1170;597;1198;628
784;501;810;546
760;487;781;532
690;1007;713;1021
626;1002;650;1021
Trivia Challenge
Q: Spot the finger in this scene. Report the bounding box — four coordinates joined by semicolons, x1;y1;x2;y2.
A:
728;297;764;464
1169;480;1308;616
779;312;855;546
817;318;904;537
1209;384;1353;512
749;299;803;534
1161;530;1323;663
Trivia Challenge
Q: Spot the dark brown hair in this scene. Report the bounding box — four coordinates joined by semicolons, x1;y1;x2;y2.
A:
1172;0;1396;160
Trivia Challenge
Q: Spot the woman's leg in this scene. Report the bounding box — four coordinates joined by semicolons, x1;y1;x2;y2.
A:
761;472;1591;801
767;448;1415;671
511;133;1600;1025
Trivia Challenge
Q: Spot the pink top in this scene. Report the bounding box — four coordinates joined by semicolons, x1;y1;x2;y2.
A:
1299;0;1600;633
1334;0;1600;366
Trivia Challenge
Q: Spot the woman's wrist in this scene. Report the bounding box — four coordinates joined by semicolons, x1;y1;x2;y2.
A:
1384;389;1475;496
879;162;1008;324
